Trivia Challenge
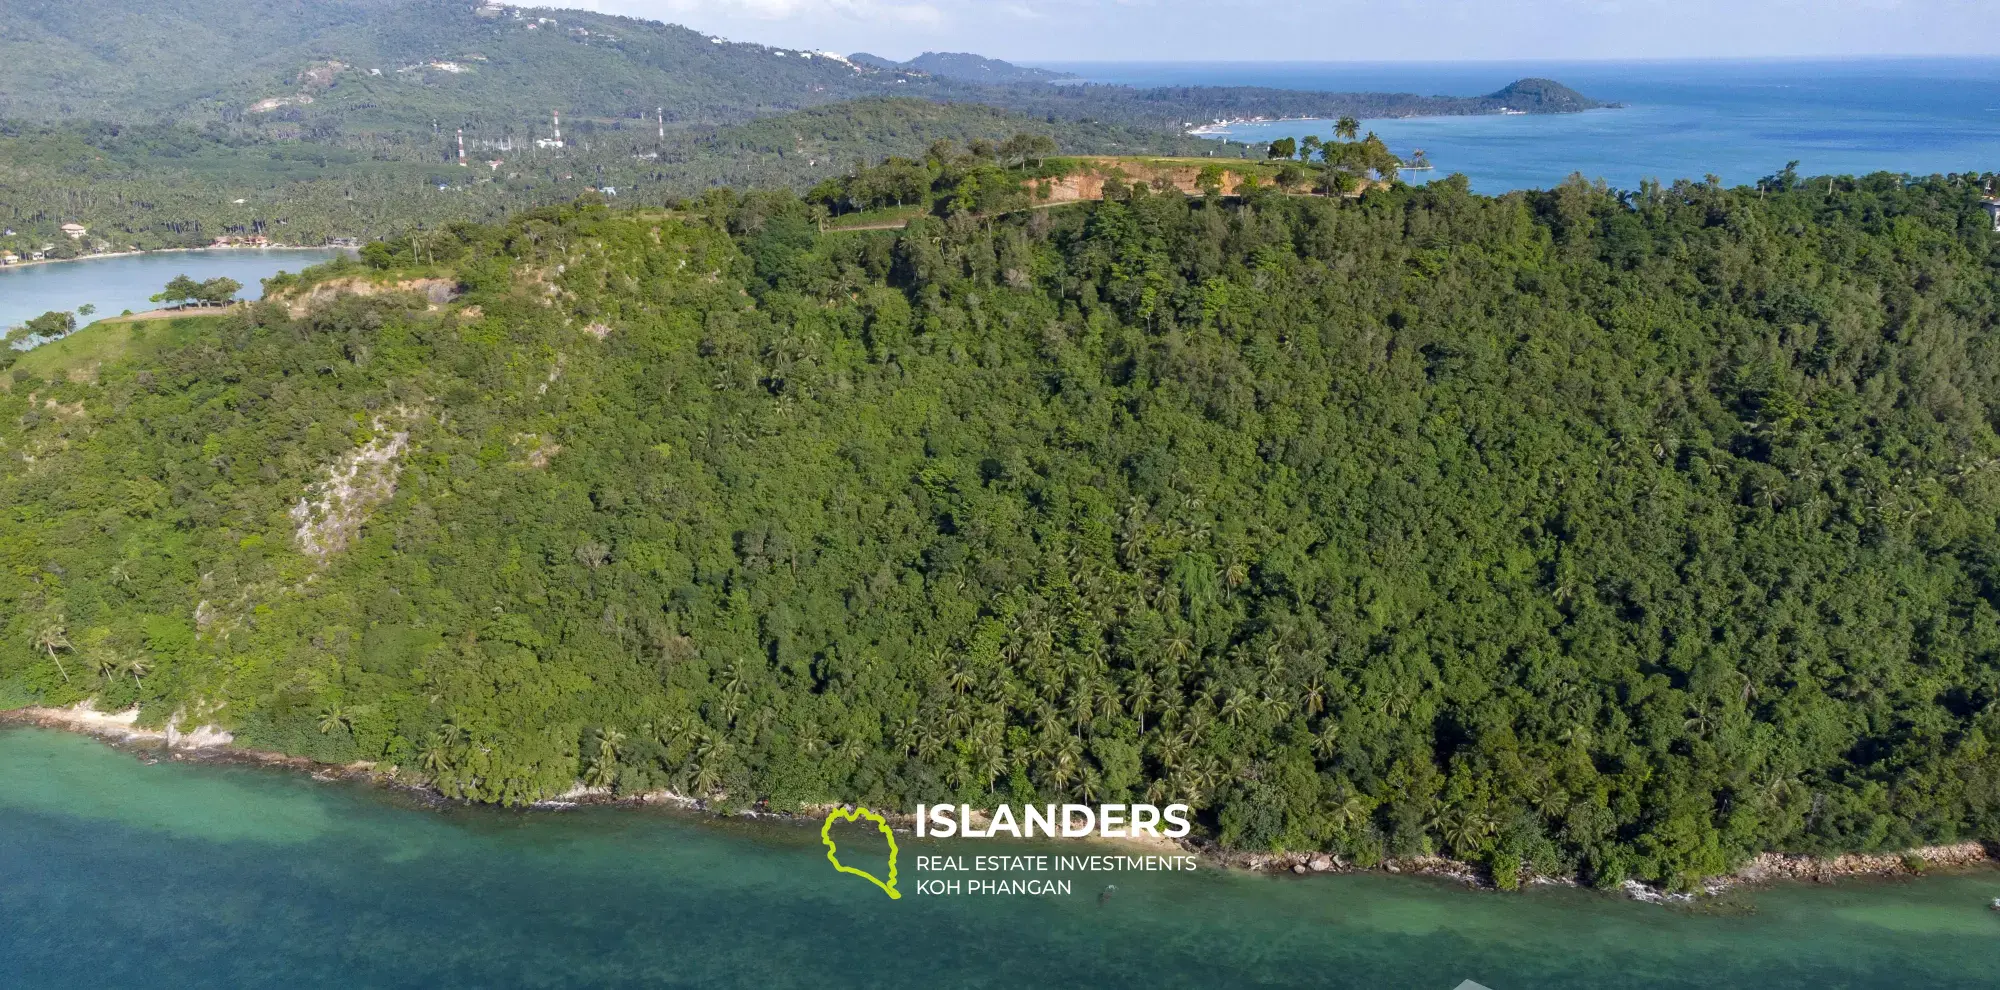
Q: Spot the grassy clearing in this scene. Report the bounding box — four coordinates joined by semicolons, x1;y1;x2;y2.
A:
12;314;226;383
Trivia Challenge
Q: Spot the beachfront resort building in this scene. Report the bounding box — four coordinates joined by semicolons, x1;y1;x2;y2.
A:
60;223;87;239
1985;200;2000;233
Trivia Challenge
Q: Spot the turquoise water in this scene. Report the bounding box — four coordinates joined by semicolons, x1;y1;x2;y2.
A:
0;249;348;331
1047;58;2000;193
2;727;1997;988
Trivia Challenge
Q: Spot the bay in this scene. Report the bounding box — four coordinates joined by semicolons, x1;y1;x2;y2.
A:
1044;58;2000;193
0;249;348;332
2;727;1996;988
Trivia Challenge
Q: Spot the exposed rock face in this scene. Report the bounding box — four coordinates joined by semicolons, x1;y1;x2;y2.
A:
6;701;233;750
290;410;417;561
296;60;348;90
281;277;459;317
1026;158;1379;208
1030;160;1247;204
1736;843;1993;882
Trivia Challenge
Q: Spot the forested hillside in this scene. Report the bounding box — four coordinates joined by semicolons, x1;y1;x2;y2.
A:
7;169;1998;890
0;101;1221;256
0;0;1598;135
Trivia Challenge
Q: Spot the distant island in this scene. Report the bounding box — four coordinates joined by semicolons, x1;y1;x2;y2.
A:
850;51;1080;84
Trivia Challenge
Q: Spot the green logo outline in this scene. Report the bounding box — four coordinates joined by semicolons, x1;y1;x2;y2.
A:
821;806;901;899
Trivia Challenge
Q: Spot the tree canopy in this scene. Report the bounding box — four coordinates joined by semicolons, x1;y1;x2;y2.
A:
5;168;2000;892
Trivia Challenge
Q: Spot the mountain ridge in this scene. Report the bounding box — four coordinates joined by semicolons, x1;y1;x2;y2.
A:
849;51;1078;84
0;0;1605;135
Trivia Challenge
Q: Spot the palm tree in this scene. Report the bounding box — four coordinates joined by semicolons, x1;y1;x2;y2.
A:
836;734;867;766
317;704;353;735
976;741;1007;791
90;645;122;682
946;657;976;695
1219;688;1251;726
1334;116;1360;141
1126;670;1156;732
584;728;626;788
1312;721;1341;760
1441;809;1498;854
1077;766;1103;802
689;735;733;795
1327;788;1370;830
32;616;73;684
1300;679;1326;716
420;734;453;775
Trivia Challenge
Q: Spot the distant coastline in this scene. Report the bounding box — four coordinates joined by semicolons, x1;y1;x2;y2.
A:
0;244;352;273
6;701;1992;903
1188;103;1618;137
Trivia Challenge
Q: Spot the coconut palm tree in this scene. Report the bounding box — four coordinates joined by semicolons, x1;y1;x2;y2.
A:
1441;809;1498;854
584;728;625;788
1300;679;1326;716
90;644;122;682
1312;721;1341;760
1334;116;1360;141
420;734;454;775
32;616;73;684
1077;766;1104;802
1327;788;1370;830
317;704;353;735
1219;688;1251;726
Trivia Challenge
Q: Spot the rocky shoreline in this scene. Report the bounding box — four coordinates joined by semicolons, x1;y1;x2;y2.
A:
6;701;1993;901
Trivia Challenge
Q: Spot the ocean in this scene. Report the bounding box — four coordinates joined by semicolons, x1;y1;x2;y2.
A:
3;727;1998;989
1042;58;2000;194
0;249;348;332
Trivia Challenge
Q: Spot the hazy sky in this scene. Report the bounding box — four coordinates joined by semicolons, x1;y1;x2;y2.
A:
567;0;1999;63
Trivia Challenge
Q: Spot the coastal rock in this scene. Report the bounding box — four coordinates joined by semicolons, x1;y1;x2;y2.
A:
280;277;459;317
5;700;233;750
1734;843;1992;883
1309;856;1333;872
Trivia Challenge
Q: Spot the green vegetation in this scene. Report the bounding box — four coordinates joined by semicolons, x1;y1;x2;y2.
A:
850;52;1079;84
151;275;243;308
8;314;226;383
1265;124;1402;190
10;166;1995;890
0;0;1595;133
3;311;79;351
0;102;1223;255
0;0;1600;258
805;136;1066;220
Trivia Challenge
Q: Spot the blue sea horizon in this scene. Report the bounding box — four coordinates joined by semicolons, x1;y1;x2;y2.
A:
1036;57;2000;194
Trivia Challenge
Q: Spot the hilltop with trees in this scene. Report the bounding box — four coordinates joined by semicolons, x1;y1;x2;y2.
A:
5;166;2000;891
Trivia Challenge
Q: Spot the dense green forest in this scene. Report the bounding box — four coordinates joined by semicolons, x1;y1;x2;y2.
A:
0;101;1227;256
7;167;1999;891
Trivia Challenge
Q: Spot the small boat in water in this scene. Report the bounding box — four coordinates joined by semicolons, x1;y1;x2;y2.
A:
1989;897;2000;911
